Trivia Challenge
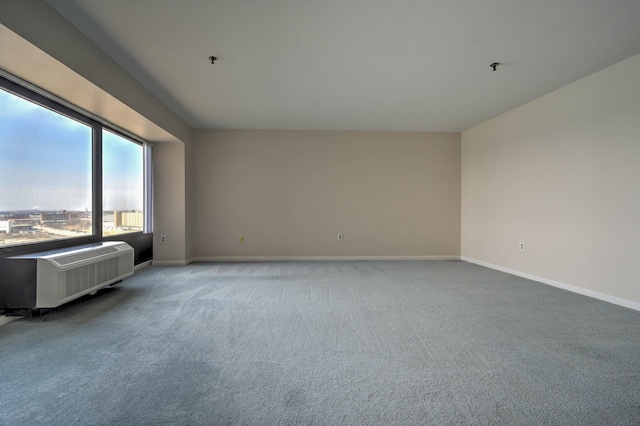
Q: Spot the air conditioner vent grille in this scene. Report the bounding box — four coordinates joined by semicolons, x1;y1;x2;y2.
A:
52;246;120;266
60;257;120;299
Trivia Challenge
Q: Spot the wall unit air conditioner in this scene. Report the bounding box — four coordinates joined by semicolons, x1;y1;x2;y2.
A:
0;242;134;313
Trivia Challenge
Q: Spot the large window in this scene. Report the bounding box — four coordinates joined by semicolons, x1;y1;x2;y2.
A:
0;86;93;247
0;76;151;254
103;129;144;236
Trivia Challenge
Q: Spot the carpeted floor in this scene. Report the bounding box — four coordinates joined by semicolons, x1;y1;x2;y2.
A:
1;260;639;425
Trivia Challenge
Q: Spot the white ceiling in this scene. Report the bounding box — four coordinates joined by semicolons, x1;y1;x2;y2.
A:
46;0;640;132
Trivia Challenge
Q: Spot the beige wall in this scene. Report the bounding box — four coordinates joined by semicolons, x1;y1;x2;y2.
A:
462;53;640;305
153;142;188;263
193;130;460;258
185;137;196;262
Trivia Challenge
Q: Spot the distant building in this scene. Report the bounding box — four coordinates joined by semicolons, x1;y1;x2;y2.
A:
0;220;33;233
117;211;143;230
104;211;143;231
0;220;11;233
9;213;29;220
41;212;71;223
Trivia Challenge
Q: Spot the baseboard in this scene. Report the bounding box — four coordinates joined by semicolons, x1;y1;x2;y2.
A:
192;255;460;262
134;260;153;271
0;316;21;327
152;260;192;266
461;256;640;312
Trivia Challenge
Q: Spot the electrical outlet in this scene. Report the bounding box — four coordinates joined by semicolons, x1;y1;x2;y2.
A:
337;233;343;241
240;236;245;243
519;242;525;251
161;235;166;244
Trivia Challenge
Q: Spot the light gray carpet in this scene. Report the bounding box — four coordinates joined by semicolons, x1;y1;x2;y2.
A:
1;260;639;425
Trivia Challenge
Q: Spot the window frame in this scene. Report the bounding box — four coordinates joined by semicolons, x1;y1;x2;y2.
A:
0;74;152;259
102;127;146;236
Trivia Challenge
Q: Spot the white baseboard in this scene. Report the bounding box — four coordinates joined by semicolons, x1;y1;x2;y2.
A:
0;316;21;327
461;256;640;312
152;260;192;266
134;260;153;271
192;255;460;262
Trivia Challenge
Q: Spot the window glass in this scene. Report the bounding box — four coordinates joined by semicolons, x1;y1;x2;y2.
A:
0;88;93;247
102;129;144;235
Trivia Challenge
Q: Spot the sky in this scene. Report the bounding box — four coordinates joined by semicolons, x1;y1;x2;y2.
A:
0;88;143;212
103;129;144;211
